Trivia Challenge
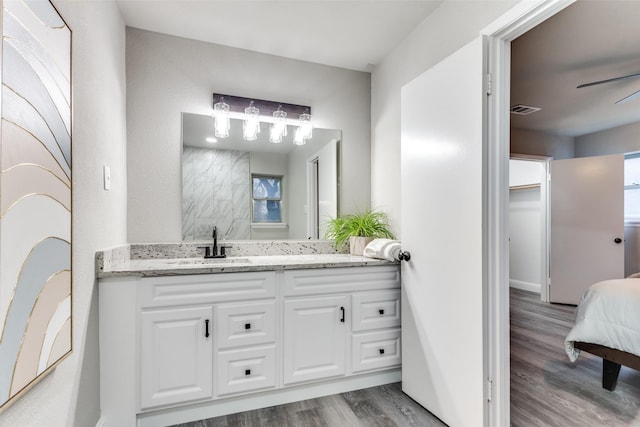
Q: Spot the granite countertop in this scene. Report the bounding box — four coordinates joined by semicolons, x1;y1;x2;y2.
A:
96;242;398;278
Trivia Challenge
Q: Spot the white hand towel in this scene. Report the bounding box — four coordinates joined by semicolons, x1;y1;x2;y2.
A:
363;239;401;261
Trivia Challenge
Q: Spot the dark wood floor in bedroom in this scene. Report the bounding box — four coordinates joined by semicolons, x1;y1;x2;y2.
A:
172;289;640;427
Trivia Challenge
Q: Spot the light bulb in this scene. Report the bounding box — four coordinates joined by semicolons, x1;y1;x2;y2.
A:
213;98;230;138
243;101;260;141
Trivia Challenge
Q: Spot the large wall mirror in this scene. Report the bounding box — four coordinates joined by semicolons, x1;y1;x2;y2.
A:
182;112;341;241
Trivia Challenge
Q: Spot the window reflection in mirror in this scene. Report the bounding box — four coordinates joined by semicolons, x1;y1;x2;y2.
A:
181;113;340;241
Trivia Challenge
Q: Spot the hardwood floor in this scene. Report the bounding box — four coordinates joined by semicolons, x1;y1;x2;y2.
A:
173;289;640;427
171;382;446;427
510;288;640;426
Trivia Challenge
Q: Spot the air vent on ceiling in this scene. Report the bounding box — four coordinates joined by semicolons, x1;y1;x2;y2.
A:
510;104;542;115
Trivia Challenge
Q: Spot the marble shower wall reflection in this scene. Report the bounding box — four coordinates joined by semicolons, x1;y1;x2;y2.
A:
0;0;72;410
182;147;251;240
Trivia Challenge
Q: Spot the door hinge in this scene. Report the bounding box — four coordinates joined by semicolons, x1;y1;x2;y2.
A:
487;378;493;402
486;73;492;96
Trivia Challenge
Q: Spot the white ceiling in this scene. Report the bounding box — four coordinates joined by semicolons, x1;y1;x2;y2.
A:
115;0;442;72
511;1;640;137
116;1;640;139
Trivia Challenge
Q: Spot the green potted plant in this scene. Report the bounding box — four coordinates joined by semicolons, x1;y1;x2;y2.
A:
324;209;396;255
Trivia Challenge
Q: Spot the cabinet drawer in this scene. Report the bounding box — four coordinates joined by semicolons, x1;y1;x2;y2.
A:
352;329;401;373
352;290;400;332
216;300;276;349
284;266;399;296
139;271;276;308
217;345;276;396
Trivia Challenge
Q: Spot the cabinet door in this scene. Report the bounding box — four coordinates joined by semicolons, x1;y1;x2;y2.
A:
139;306;213;410
283;295;347;385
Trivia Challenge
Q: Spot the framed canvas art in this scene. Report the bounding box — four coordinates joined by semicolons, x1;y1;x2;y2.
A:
0;0;71;410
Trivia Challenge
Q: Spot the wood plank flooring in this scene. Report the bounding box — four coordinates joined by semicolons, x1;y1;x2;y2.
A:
171;382;446;427
510;288;640;426
173;289;640;427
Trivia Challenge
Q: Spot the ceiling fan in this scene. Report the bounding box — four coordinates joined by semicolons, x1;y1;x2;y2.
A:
577;71;640;104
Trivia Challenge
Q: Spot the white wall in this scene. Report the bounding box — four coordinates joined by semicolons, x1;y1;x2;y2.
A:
511;128;575;159
0;2;128;426
509;160;544;292
126;28;371;242
371;0;518;237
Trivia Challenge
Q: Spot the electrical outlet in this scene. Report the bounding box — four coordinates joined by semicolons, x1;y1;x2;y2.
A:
103;165;111;191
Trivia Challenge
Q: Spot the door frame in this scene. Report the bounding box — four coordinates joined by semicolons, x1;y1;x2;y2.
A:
509;153;551;302
481;1;575;426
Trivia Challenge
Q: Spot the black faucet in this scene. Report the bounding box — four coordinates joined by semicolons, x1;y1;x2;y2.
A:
212;225;218;256
198;225;227;258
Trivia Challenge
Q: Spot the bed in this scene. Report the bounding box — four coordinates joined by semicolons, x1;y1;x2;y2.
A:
565;278;640;391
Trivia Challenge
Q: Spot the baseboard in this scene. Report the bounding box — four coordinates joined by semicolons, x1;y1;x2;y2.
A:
509;279;540;294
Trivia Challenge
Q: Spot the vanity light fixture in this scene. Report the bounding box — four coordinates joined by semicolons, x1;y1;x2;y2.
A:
243;101;260;141
212;93;312;144
213;97;230;138
293;110;312;145
269;106;287;143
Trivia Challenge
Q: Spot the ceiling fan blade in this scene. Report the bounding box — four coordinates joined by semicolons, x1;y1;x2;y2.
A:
577;71;640;89
615;89;640;105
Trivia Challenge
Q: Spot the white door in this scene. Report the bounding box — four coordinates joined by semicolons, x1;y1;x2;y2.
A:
550;154;624;304
283;295;347;385
400;37;487;427
139;305;213;410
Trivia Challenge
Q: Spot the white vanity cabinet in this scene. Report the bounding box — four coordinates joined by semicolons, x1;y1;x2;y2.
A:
137;271;277;411
282;267;401;384
99;264;400;427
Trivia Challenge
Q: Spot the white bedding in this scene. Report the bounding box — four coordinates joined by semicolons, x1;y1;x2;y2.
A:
565;278;640;362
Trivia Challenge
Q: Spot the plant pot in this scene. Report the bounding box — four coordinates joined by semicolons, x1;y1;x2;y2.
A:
349;236;373;256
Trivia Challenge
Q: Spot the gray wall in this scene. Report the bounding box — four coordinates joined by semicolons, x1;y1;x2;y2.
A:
575;121;640;157
0;1;128;426
126;28;371;242
511;128;575;159
371;0;518;237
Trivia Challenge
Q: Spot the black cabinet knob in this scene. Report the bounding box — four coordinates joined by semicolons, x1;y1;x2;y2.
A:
245;369;251;376
379;309;384;315
245;323;251;330
614;237;622;244
379;348;385;355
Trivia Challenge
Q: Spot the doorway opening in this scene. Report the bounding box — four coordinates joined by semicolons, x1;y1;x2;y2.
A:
508;155;550;302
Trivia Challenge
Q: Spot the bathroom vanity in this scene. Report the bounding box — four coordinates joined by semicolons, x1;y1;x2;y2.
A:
97;242;400;427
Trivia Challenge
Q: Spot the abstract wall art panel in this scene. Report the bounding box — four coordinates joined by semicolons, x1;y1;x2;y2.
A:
0;0;71;410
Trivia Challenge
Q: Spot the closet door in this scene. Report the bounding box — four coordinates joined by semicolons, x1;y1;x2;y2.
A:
400;36;488;427
550;154;624;304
